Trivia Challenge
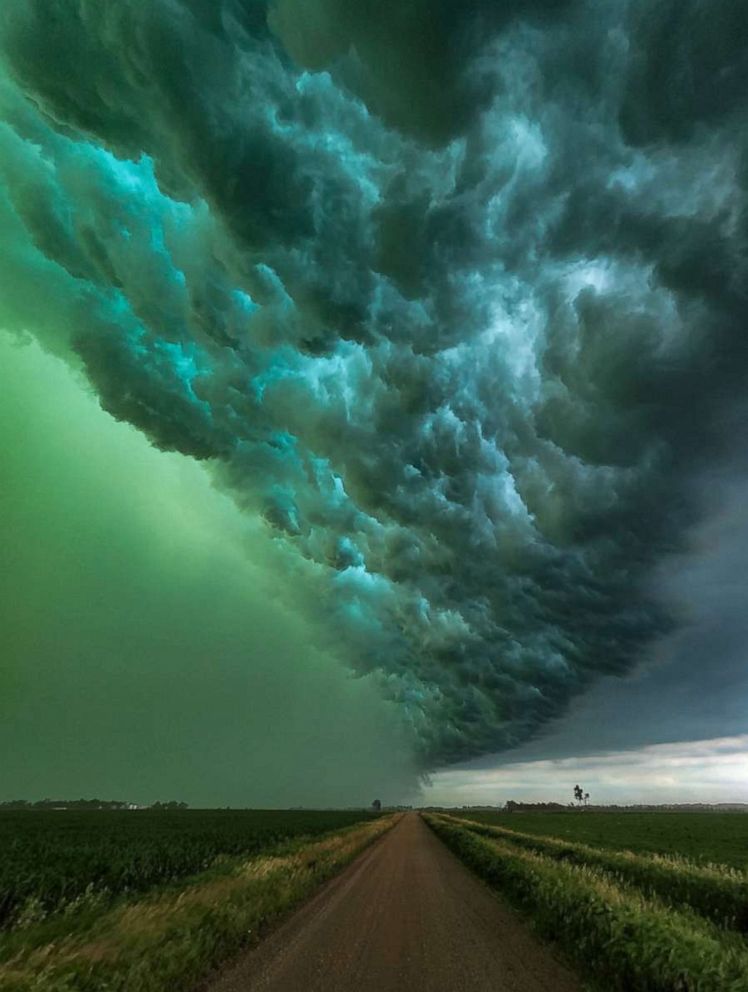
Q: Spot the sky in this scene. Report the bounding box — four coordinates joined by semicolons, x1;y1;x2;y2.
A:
426;736;748;807
0;333;416;806
0;1;746;806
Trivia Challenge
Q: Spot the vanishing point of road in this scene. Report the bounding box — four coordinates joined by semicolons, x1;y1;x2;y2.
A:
207;812;580;992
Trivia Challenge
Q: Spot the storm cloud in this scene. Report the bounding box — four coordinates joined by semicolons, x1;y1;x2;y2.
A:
0;0;746;768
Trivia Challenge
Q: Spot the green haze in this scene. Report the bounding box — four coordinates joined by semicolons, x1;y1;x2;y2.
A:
0;333;417;806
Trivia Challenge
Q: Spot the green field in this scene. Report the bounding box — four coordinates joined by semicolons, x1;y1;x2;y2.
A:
427;812;748;992
0;808;379;930
460;810;748;870
0;809;392;992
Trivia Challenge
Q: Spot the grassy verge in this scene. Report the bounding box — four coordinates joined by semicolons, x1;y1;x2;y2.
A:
450;814;748;931
0;815;397;992
425;814;748;992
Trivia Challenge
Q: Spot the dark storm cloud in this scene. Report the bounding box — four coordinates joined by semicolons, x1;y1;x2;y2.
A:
462;469;748;767
267;0;572;144
1;0;746;766
620;0;748;145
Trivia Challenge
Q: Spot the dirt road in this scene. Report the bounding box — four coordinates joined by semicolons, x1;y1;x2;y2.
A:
207;812;580;992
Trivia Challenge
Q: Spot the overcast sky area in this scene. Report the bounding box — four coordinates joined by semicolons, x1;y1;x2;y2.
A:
1;1;746;805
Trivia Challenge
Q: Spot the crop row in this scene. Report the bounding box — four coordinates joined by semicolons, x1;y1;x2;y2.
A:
452;814;748;932
425;815;748;992
459;809;748;869
0;809;378;929
0;816;397;992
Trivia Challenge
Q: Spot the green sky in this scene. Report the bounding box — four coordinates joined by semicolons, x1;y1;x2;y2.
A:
0;333;417;806
1;1;747;805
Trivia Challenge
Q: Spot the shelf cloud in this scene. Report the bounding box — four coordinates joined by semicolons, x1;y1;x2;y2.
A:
0;0;746;770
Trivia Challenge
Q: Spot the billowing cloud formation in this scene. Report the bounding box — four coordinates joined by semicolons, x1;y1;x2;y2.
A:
0;1;746;766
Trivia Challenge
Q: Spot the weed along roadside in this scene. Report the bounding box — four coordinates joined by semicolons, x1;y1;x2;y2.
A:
424;814;748;992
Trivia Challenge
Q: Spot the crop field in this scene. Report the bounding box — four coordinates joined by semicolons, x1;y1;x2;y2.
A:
427;812;748;991
460;810;748;870
0;808;380;931
0;809;393;992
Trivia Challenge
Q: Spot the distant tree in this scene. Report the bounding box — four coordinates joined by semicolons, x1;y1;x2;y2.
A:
584;792;590;807
372;799;382;812
573;784;584;807
504;800;568;813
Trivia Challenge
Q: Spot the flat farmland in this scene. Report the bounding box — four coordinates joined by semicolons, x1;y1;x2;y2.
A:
3;809;747;992
459;810;748;869
0;808;380;929
427;812;748;991
0;809;392;992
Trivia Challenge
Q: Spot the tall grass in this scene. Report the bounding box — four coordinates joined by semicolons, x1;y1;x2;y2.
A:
426;814;748;992
451;814;748;932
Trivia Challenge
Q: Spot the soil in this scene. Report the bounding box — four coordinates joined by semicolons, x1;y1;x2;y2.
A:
206;812;581;992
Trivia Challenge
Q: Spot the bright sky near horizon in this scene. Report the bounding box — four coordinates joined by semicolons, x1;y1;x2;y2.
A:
425;736;748;807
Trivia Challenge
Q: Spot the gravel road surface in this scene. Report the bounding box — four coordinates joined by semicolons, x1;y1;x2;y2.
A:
206;812;580;992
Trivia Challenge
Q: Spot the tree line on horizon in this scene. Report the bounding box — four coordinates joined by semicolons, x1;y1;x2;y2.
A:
0;799;188;810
